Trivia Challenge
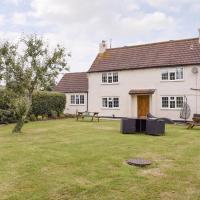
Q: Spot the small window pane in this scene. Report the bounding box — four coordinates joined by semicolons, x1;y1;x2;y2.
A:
162;97;168;108
161;71;168;80
80;95;84;104
176;68;183;80
71;95;75;104
108;98;113;108
170;72;175;80
170;97;175;108
102;98;107;107
113;98;119;107
113;72;118;82
108;73;112;83
76;95;80;104
176;97;183;108
102;73;107;83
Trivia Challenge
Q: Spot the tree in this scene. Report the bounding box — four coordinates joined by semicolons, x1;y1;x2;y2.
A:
0;34;69;133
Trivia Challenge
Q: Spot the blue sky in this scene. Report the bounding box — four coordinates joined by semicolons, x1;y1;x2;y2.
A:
0;0;200;73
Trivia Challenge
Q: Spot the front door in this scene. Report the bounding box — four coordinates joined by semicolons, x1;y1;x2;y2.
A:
137;95;150;118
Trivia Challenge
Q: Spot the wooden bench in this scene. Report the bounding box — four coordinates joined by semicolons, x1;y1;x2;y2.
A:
76;112;100;122
187;114;200;129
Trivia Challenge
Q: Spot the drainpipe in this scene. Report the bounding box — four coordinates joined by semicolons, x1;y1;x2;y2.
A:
86;92;89;112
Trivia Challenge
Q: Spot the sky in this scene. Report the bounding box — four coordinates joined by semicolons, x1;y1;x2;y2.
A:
0;0;200;73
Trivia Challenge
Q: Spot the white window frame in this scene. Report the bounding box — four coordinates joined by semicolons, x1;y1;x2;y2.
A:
161;67;184;81
161;96;184;110
102;97;120;109
101;72;119;84
70;94;85;105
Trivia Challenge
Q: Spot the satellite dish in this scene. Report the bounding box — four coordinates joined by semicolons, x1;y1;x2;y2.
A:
192;67;198;74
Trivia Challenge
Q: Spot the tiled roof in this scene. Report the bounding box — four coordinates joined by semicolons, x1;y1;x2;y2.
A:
54;72;88;93
88;38;200;73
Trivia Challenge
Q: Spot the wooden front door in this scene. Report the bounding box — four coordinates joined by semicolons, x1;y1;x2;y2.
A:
137;95;150;118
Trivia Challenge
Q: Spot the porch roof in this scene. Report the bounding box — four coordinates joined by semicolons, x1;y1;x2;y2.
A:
129;89;155;95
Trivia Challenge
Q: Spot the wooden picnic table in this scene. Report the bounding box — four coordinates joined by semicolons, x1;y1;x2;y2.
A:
76;111;100;122
187;114;200;129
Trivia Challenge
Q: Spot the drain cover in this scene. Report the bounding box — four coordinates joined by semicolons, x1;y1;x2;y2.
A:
126;158;152;167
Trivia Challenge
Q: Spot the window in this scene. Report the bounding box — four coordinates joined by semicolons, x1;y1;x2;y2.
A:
70;94;85;105
71;95;75;104
161;67;184;81
113;97;119;107
161;70;168;80
108;73;112;83
80;95;84;104
161;96;183;109
169;97;175;108
176;97;183;108
162;97;168;108
169;72;175;80
102;97;119;108
102;98;107;107
113;72;118;83
101;72;118;83
102;73;107;83
176;68;183;80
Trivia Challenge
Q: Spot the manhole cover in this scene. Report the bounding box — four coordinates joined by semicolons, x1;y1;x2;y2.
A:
126;158;152;167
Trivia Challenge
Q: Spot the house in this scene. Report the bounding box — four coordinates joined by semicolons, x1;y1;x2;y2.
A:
55;38;200;120
54;72;88;114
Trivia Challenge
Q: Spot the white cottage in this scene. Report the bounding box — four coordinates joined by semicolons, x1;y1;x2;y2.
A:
56;37;200;121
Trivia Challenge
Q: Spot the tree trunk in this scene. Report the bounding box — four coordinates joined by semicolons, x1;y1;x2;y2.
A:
12;93;32;133
12;116;26;133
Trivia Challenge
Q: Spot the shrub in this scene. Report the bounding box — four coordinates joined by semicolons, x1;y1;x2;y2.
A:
31;91;66;118
29;114;37;121
50;110;58;119
0;89;17;124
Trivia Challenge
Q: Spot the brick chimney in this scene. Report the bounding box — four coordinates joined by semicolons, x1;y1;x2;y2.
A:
99;40;107;53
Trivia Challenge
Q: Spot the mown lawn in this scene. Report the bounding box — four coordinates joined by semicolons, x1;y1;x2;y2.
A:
0;119;200;200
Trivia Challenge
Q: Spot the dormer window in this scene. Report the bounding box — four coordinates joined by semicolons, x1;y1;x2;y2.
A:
102;72;118;84
161;67;184;81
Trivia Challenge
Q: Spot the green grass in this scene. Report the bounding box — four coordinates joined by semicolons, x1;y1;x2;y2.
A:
0;119;200;200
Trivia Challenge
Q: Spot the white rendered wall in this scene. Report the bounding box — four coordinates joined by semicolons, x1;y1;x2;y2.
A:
88;66;200;120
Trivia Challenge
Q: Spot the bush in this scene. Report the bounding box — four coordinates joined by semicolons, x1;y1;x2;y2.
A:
29;114;37;121
31;91;66;118
0;109;17;124
50;110;58;119
0;89;17;124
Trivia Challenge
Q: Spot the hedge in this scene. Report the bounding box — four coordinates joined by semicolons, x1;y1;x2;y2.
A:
31;91;66;118
0;90;66;123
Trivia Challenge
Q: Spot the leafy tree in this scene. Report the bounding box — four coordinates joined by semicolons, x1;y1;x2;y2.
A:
0;34;69;133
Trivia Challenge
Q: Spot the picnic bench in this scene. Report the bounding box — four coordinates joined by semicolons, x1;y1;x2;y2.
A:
76;111;100;122
187;114;200;129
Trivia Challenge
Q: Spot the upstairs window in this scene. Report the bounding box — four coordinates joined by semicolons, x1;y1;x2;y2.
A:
102;72;118;84
70;95;85;105
161;67;184;81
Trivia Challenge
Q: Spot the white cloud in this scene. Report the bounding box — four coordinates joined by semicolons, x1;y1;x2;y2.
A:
11;12;27;25
28;0;178;72
0;15;5;26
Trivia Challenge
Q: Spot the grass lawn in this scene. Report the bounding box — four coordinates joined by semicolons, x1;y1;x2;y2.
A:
0;119;200;200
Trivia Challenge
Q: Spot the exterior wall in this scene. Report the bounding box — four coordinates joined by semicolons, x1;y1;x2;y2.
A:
88;65;200;120
64;93;88;114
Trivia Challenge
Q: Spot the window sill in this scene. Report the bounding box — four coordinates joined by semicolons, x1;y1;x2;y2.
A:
101;107;120;110
160;79;184;82
160;108;182;111
69;104;86;106
101;82;119;85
